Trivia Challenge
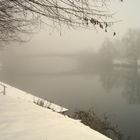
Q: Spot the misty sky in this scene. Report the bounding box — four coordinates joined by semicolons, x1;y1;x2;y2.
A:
6;0;140;54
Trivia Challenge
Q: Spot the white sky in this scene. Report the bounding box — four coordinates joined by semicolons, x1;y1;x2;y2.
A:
9;0;140;54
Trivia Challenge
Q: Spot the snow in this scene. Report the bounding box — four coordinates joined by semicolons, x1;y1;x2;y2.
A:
0;82;68;113
0;82;111;140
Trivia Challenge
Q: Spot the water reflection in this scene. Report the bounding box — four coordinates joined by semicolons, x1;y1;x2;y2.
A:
100;67;140;104
99;68;119;93
1;50;140;139
121;68;140;104
1;51;140;105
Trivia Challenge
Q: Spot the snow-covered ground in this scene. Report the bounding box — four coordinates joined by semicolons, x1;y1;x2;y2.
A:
0;82;111;140
0;82;68;113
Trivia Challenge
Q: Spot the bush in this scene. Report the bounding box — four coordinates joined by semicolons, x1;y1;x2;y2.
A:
72;109;123;140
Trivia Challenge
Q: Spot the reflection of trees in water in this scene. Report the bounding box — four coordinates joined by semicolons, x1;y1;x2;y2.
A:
121;69;140;104
99;67;140;104
99;68;120;93
98;29;140;104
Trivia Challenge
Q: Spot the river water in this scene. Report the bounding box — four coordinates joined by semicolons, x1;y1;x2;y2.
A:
0;53;140;140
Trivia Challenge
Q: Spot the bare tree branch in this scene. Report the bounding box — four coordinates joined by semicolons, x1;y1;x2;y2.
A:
0;0;122;42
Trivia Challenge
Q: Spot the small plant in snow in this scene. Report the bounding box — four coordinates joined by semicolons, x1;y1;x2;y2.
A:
33;99;45;107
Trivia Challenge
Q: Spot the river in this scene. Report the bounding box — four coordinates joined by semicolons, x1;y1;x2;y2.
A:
0;53;140;140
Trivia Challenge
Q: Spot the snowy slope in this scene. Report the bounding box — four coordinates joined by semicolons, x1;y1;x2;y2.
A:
0;82;111;140
0;82;68;113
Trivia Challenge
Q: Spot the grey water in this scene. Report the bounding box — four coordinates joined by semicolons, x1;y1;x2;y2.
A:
0;52;140;140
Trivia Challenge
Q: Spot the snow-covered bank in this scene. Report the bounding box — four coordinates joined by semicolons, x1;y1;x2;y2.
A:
0;82;68;113
0;82;111;140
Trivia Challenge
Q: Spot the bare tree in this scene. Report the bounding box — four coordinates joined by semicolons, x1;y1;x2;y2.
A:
0;0;122;42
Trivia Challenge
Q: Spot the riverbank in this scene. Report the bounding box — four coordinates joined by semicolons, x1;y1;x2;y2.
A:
0;82;111;140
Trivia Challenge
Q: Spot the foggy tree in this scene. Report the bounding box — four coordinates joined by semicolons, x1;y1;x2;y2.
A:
98;29;140;66
98;39;118;66
0;0;122;42
111;29;140;64
122;29;140;65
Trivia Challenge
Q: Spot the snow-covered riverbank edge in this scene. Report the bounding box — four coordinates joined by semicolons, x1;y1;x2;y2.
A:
0;82;68;113
0;82;111;140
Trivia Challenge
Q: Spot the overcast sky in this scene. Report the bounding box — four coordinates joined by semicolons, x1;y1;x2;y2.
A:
7;0;140;54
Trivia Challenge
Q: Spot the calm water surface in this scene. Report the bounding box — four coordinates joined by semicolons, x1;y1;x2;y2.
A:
0;54;140;140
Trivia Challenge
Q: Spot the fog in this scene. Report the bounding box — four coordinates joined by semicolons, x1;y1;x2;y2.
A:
0;0;139;54
1;0;140;139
